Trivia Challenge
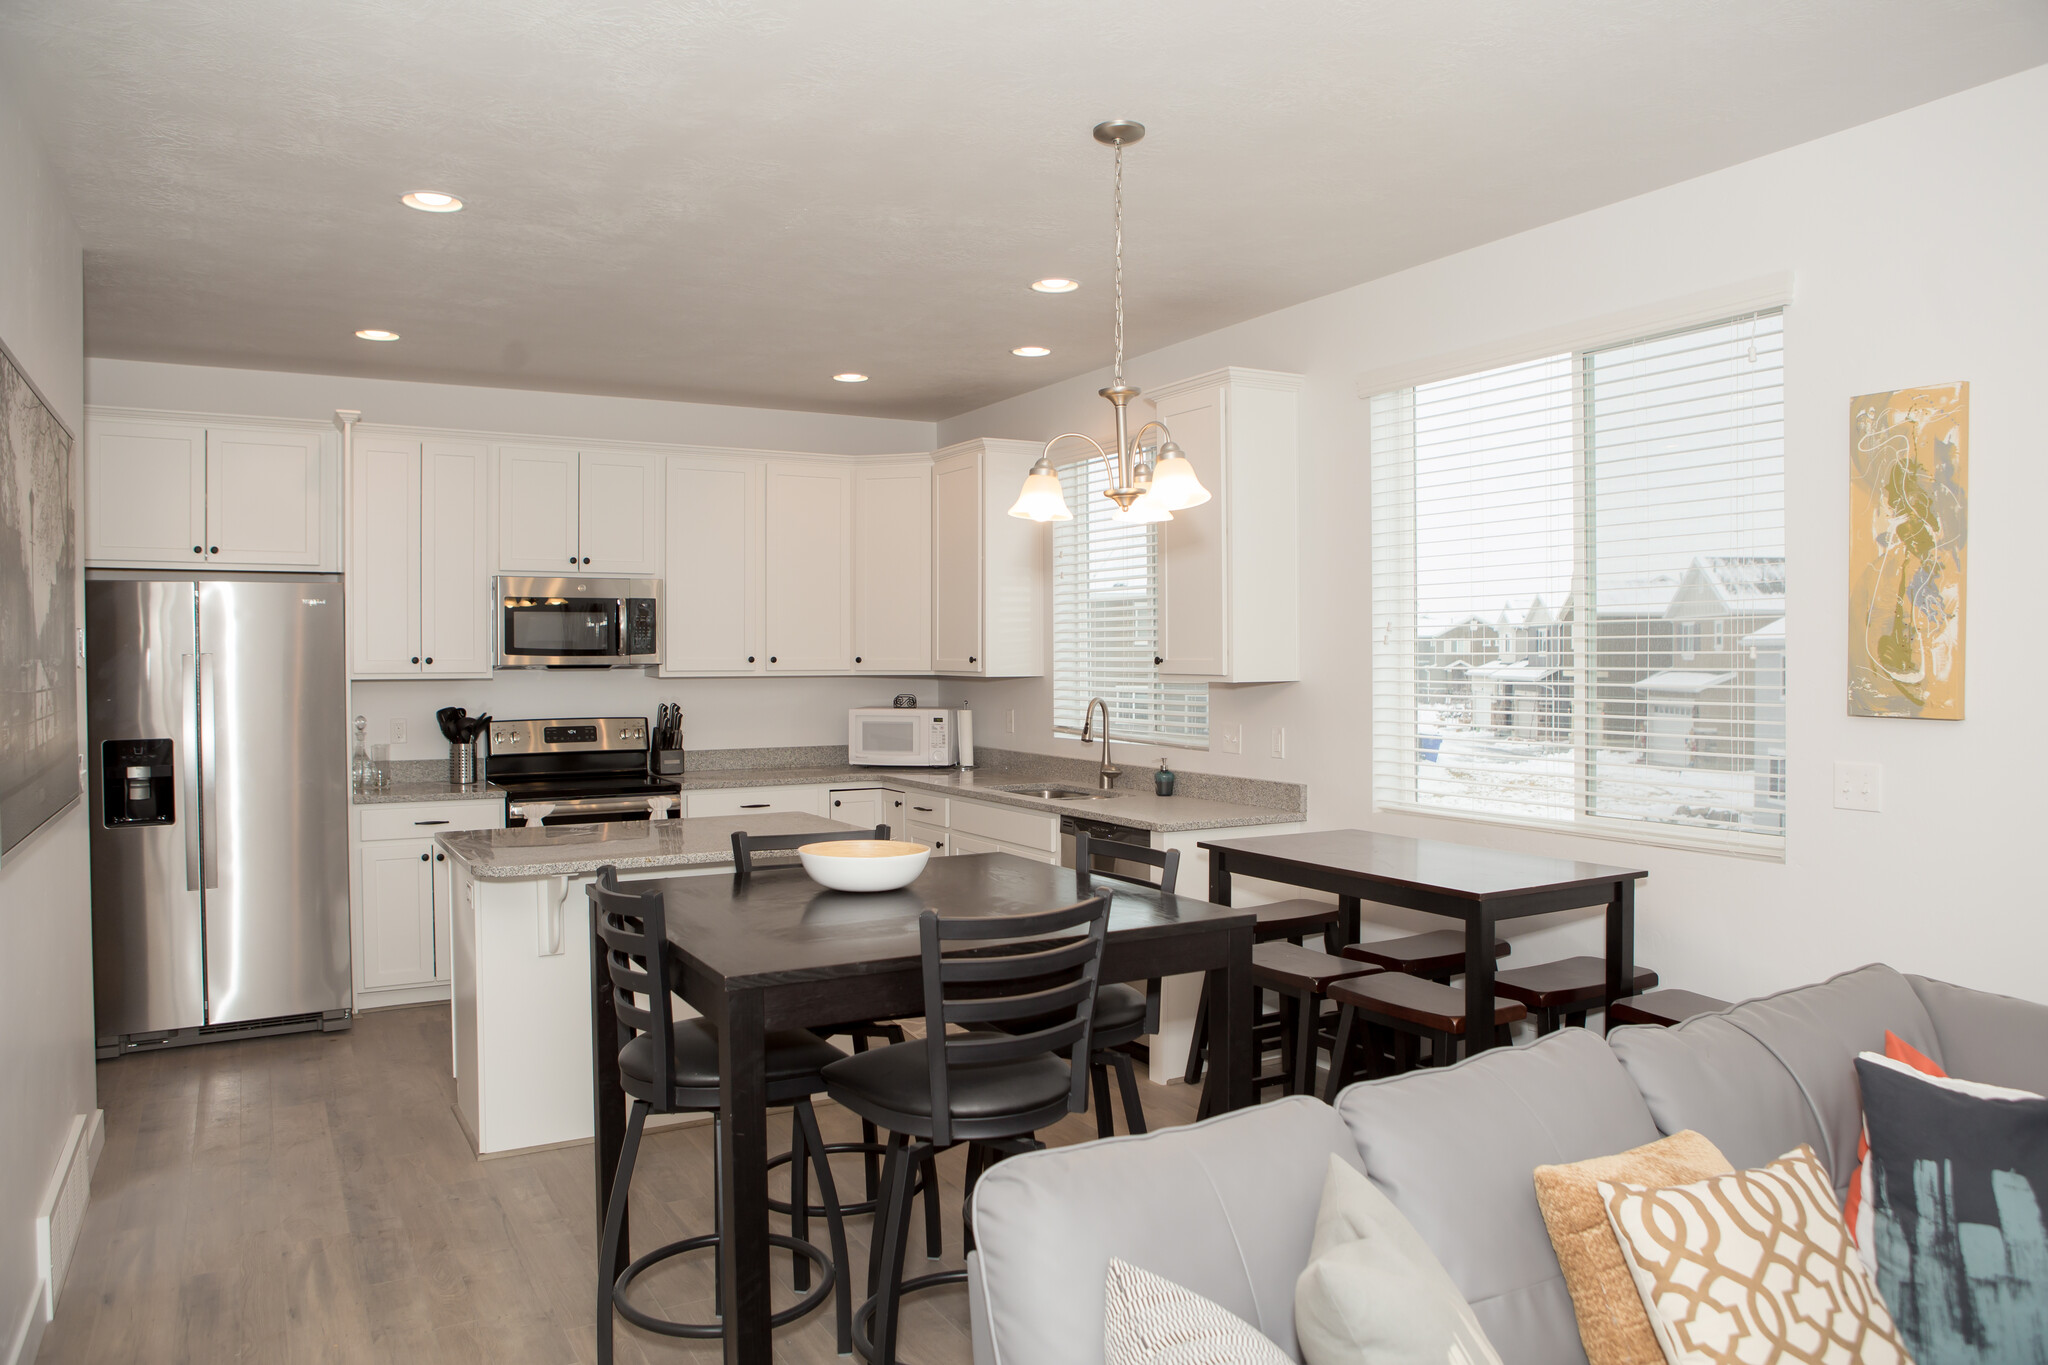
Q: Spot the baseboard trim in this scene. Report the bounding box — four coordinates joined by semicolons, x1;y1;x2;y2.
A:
10;1109;103;1365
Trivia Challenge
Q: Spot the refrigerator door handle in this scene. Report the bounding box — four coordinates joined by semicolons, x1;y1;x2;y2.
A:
198;651;220;889
181;652;202;891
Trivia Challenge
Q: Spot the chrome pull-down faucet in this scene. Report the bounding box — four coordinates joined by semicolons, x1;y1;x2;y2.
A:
1081;697;1120;790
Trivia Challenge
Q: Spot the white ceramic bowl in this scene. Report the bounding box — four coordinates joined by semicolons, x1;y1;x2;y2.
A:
797;839;931;893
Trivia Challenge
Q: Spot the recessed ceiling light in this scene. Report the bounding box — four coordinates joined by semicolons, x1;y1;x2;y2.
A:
1031;278;1079;293
1012;346;1051;357
355;329;400;341
833;373;869;383
401;191;463;212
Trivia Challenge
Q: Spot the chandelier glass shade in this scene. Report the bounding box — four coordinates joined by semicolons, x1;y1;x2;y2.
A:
1009;120;1209;523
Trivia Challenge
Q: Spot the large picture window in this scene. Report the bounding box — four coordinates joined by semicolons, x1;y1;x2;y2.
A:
1369;310;1785;850
1052;457;1209;747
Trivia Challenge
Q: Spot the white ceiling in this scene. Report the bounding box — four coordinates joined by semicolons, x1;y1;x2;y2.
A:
5;2;2045;421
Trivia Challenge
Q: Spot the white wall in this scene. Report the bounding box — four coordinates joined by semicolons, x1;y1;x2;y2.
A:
83;358;952;761
940;66;2048;1007
87;358;934;455
0;80;93;1365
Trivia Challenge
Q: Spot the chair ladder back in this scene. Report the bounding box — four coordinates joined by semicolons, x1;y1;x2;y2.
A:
587;865;675;1104
916;896;1109;1146
1074;830;1180;894
730;824;891;879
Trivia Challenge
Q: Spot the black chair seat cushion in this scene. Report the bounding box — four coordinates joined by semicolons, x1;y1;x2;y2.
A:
619;1020;848;1089
822;1035;1073;1122
1004;982;1146;1039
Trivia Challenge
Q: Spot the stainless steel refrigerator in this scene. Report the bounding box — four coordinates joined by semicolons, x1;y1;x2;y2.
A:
86;571;351;1054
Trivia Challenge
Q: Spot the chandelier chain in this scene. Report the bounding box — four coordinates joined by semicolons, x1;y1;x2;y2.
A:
1112;136;1124;389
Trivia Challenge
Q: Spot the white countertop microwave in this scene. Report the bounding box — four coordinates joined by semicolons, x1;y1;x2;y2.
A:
849;708;955;767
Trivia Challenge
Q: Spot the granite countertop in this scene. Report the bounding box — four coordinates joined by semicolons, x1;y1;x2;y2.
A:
354;779;506;805
438;811;842;880
669;765;1301;833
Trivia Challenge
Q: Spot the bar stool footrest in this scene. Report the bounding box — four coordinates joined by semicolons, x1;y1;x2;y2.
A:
767;1140;929;1218
614;1231;836;1338
853;1267;969;1364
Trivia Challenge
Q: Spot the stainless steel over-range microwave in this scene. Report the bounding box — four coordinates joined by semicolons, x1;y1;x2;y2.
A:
493;576;660;668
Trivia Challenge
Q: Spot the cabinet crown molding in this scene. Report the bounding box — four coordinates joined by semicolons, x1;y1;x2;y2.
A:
1144;367;1306;404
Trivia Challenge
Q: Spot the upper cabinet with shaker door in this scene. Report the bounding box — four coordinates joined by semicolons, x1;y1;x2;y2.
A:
762;461;851;672
348;433;491;680
661;454;762;675
86;415;337;571
1145;368;1304;682
851;461;932;673
931;439;1045;677
496;445;661;575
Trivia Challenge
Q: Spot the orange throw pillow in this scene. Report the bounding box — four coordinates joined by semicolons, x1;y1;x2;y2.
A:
1842;1028;1945;1243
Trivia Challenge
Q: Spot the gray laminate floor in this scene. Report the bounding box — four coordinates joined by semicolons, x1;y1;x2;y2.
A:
37;1005;1202;1363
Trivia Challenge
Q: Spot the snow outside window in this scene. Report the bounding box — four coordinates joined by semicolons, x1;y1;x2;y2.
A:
1052;457;1209;747
1370;310;1786;852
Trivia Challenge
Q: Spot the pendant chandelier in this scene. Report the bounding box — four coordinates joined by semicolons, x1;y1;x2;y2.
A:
1008;120;1210;524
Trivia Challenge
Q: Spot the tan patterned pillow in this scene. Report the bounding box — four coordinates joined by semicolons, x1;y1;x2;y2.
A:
1600;1144;1911;1365
1534;1130;1734;1365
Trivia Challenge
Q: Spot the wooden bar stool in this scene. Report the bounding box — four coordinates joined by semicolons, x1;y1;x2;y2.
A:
1609;989;1731;1028
1250;943;1383;1097
1340;929;1510;983
1322;973;1527;1098
1183;899;1345;1087
1491;956;1660;1034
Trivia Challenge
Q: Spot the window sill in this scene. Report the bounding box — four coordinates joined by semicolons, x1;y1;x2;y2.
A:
1372;800;1787;863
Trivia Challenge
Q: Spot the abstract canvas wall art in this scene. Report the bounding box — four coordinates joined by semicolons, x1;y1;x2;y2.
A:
0;339;79;857
1849;382;1968;719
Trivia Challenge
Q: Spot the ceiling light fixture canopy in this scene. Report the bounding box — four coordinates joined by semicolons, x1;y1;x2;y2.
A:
1031;278;1079;293
401;191;463;212
355;328;400;341
1012;346;1051;357
1009;120;1208;523
833;372;869;383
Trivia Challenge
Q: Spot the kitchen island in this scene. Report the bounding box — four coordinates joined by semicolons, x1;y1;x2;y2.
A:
439;812;847;1155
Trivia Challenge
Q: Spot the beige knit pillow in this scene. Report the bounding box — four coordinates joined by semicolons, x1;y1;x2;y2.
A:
1533;1130;1734;1365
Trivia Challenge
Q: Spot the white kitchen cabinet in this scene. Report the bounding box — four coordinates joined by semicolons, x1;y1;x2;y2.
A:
949;797;1059;853
931;439;1046;677
948;829;1057;865
85;419;208;567
577;450;663;574
906;819;950;855
763;461;851;672
685;785;828;818
851;463;932;672
662;455;762;674
360;840;438;991
348;434;490;679
86;415;335;571
353;799;504;1003
1145;368;1304;682
497;445;661;574
828;786;907;834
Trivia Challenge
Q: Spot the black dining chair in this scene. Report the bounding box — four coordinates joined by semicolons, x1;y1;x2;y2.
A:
589;866;854;1361
1068;830;1177;1136
822;894;1111;1365
732;824;931;1226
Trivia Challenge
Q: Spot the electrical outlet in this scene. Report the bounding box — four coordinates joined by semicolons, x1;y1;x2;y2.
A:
1219;724;1242;755
1271;727;1287;759
1833;761;1881;812
1007;708;1016;734
390;718;408;746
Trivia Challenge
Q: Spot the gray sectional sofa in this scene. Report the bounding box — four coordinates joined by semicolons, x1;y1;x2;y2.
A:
965;964;2048;1365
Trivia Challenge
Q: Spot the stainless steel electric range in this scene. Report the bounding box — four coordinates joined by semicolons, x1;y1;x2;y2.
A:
485;716;680;827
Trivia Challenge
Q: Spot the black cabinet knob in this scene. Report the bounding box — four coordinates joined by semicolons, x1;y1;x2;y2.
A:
209;546;218;554
1155;655;1163;665
436;852;445;862
854;656;862;663
192;545;203;554
582;557;590;564
769;655;777;663
411;656;420;664
420;853;429;862
570;556;577;564
969;655;977;664
747;655;756;663
833;799;841;807
425;657;433;665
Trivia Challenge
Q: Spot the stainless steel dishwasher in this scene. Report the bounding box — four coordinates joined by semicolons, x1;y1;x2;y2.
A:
1060;814;1161;882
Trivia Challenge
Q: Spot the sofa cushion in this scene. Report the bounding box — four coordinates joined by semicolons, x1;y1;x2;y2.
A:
1907;973;2048;1095
1334;1028;1662;1365
1104;1258;1294;1365
970;1095;1358;1365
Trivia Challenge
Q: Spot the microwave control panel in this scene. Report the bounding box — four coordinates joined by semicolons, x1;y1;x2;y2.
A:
624;598;658;655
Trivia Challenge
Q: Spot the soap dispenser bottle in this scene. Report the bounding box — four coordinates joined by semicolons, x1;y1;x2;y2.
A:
1154;757;1176;797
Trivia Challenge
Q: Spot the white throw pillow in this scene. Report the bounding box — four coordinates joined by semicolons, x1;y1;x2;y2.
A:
1294;1155;1505;1365
1104;1257;1293;1365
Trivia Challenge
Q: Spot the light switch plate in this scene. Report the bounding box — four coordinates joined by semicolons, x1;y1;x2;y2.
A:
1833;761;1881;812
1271;727;1287;759
1219;724;1243;755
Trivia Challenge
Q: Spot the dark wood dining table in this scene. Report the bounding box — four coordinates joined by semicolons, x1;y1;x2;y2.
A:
1197;829;1648;1053
588;851;1258;1365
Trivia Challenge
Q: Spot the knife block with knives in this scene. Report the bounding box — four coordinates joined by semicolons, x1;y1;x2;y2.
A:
652;703;686;775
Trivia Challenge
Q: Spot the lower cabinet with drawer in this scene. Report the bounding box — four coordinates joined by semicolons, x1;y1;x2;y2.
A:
685;785;828;818
353;799;504;1005
947;828;1057;864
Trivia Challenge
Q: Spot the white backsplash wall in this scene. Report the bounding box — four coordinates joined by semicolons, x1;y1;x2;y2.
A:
353;673;970;758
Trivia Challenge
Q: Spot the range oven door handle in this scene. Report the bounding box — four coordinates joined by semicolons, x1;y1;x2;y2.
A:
509;793;677;822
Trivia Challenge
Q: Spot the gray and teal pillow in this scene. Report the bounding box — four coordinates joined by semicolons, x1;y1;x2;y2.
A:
1854;1051;2048;1364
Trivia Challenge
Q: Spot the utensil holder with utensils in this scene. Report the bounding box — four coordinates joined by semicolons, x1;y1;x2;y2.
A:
449;741;482;786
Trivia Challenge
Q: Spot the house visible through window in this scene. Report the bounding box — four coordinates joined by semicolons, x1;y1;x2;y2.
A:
1371;309;1785;848
1052;457;1209;746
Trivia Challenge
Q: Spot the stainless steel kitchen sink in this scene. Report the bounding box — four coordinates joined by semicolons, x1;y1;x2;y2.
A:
991;784;1122;801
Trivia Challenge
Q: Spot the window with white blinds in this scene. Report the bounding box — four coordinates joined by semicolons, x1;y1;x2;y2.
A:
1052;457;1210;747
1370;310;1785;850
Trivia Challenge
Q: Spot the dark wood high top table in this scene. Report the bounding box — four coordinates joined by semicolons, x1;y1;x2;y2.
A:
1197;829;1647;1056
589;852;1258;1365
